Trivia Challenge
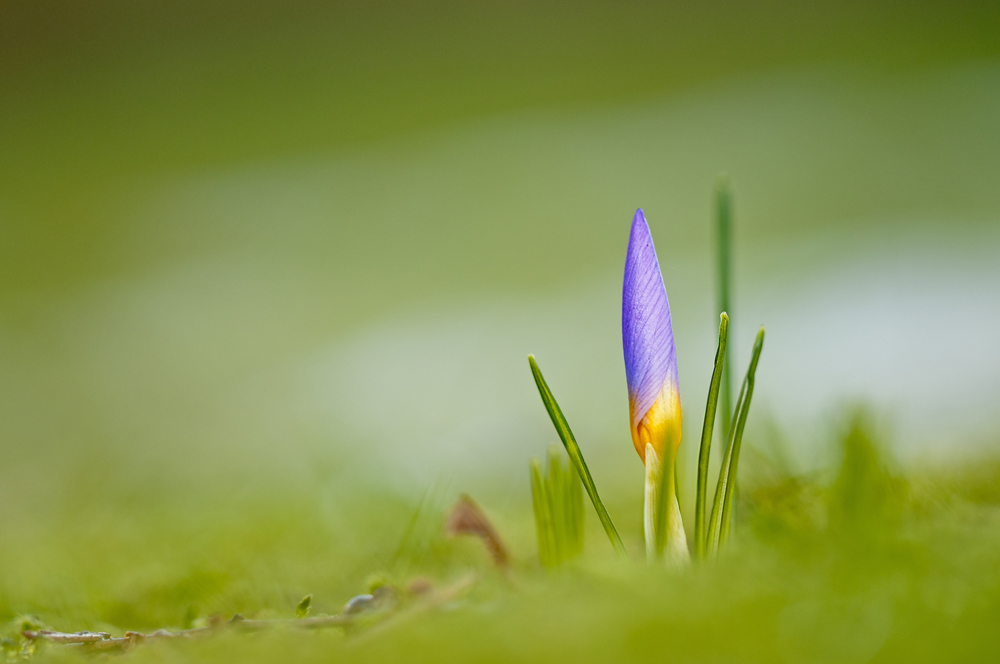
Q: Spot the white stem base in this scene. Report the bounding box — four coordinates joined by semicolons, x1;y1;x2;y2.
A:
664;486;690;567
643;444;661;561
643;444;690;567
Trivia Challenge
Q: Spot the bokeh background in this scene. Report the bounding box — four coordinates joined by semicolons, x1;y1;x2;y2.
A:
2;0;1000;648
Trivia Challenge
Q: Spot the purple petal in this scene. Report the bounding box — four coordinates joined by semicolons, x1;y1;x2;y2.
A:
622;209;679;428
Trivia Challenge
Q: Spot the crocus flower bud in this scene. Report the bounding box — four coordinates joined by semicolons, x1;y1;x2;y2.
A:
622;209;682;465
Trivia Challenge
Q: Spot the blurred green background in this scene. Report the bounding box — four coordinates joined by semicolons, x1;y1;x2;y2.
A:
2;1;1000;661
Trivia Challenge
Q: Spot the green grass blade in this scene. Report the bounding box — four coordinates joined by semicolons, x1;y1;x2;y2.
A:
718;327;765;549
551;446;585;559
530;457;557;566
528;355;626;556
706;329;758;556
547;446;568;561
716;177;734;444
391;481;451;573
706;376;745;556
695;312;729;560
567;459;585;556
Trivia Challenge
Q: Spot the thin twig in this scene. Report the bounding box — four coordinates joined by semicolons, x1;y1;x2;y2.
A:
22;631;109;644
21;575;475;654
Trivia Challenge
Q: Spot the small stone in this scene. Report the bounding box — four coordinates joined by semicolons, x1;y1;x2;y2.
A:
342;594;374;614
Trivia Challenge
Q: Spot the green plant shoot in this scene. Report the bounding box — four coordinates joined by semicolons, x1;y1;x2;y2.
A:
528;354;626;556
707;326;765;556
716;178;734;445
695;312;729;560
531;446;585;566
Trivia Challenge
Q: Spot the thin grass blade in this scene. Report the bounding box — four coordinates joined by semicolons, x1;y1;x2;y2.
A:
695;312;728;560
546;447;568;560
718;326;765;548
551;446;585;559
707;348;750;555
528;354;626;555
567;459;585;556
391;481;451;574
530;457;557;566
716;178;734;443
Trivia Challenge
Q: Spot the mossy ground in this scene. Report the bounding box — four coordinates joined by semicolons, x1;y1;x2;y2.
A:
4;416;1000;663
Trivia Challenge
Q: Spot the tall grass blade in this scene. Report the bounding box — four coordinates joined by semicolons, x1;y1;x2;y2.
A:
716;178;734;444
528;355;626;556
719;327;765;547
707;371;746;555
707;327;765;555
695;312;729;560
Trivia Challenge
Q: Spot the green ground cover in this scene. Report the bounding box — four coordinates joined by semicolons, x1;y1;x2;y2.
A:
4;415;1000;662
